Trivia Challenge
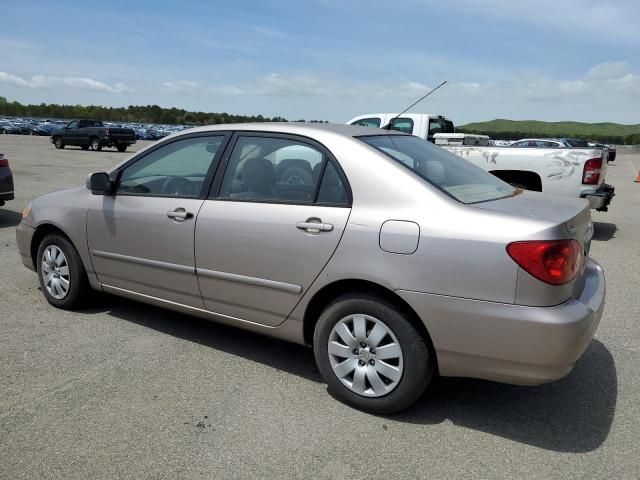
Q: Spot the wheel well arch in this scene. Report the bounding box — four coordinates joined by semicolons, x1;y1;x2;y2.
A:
30;224;73;269
302;279;437;369
489;170;542;191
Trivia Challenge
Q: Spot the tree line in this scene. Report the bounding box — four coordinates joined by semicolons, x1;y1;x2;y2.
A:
458;128;640;146
0;97;328;125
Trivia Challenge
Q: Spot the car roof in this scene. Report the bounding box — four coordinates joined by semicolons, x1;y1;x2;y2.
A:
181;122;408;138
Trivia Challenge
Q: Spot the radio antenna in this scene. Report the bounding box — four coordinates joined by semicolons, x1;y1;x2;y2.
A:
383;80;447;130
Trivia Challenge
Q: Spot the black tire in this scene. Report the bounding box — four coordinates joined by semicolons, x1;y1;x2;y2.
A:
313;294;434;414
36;233;91;309
81;145;89;150
53;137;65;149
90;137;102;151
116;143;127;152
280;166;312;185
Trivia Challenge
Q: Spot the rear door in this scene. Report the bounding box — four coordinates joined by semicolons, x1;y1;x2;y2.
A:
194;133;351;326
87;133;229;307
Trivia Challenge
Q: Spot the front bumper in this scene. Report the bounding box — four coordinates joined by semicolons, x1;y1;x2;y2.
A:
397;258;605;385
582;183;615;212
16;222;36;271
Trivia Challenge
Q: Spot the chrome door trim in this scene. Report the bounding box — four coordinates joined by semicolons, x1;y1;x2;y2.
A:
92;250;195;274
196;267;303;294
101;284;281;329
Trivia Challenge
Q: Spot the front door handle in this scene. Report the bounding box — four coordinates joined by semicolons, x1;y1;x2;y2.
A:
296;221;334;233
167;208;194;221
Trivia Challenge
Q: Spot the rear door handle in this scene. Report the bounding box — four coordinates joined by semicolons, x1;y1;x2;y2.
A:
167;208;194;220
296;221;333;232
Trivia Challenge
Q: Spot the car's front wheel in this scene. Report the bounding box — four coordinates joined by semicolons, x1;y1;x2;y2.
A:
314;294;434;414
36;233;90;309
53;137;64;149
90;138;102;151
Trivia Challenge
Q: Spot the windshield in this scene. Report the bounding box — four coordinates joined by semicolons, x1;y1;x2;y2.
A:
359;135;516;204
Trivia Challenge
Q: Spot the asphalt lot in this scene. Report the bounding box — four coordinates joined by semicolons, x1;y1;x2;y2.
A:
0;135;638;479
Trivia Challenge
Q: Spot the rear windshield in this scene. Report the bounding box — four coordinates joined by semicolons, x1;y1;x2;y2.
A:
359;135;515;204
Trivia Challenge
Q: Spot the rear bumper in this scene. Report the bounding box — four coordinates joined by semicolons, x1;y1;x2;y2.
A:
397;259;605;385
582;183;615;212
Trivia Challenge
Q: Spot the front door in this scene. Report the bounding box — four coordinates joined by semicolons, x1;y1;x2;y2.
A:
195;133;351;326
63;120;79;145
87;134;228;307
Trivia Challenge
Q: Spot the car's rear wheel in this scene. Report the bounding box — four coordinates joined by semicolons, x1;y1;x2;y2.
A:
36;233;90;309
314;294;434;414
116;143;127;152
90;138;102;151
53;137;64;149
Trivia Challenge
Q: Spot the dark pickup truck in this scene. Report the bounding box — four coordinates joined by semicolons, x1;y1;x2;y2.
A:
51;120;136;152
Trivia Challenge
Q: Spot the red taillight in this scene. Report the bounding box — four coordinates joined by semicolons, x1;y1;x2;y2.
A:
0;158;9;167
582;157;602;185
507;240;582;285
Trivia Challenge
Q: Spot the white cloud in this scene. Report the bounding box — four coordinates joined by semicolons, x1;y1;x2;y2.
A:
0;71;133;93
586;62;630;81
162;80;200;95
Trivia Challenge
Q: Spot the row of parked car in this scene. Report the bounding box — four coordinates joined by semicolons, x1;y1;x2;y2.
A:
0;117;190;141
507;138;617;162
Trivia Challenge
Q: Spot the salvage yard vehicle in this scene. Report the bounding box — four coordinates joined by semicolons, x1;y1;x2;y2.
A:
51;119;136;152
0;153;14;207
346;114;615;212
349;113;454;141
16;123;606;414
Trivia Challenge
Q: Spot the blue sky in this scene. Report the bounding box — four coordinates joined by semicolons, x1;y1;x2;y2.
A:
1;0;639;124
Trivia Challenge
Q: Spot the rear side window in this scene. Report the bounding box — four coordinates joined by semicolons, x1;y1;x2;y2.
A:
360;135;515;204
217;135;349;205
316;161;348;205
351;117;381;128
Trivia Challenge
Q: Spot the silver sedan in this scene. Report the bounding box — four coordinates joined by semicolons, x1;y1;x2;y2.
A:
16;123;605;413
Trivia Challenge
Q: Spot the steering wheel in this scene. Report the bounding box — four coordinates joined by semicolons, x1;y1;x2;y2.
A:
161;177;196;196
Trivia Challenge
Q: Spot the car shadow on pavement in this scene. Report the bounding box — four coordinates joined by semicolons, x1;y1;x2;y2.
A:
0;209;22;228
394;339;616;453
91;294;323;383
91;294;615;453
592;222;617;241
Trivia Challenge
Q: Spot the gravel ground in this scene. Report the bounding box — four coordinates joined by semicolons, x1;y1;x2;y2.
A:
0;135;638;479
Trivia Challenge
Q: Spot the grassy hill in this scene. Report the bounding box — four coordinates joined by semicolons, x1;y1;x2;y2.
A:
458;119;640;144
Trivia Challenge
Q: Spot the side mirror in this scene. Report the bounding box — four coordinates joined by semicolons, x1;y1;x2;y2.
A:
87;172;113;195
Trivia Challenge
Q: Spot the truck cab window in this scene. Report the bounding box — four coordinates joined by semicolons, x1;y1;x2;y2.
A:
351;118;381;128
390;118;414;134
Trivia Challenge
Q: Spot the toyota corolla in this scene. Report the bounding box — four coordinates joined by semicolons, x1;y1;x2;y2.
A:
16;123;605;413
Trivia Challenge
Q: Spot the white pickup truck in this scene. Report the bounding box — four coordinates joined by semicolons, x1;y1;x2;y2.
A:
346;113;615;211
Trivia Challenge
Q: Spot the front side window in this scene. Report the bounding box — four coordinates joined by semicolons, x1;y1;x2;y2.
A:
360;135;515;204
351;117;381;128
389;118;414;134
117;135;225;197
67;121;78;129
218;136;325;203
